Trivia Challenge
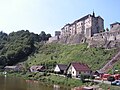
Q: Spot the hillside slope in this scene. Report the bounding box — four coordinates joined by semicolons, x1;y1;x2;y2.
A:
25;43;118;70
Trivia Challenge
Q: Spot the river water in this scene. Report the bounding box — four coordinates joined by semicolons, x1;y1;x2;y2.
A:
0;76;70;90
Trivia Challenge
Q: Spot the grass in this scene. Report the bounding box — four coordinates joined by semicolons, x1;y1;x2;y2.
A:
5;71;87;88
25;43;117;71
107;57;120;74
100;83;120;90
40;75;85;87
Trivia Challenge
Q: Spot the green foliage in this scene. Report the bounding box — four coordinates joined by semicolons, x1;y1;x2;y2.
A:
0;30;51;66
100;83;120;90
109;61;120;74
39;31;51;41
106;28;109;31
0;30;118;72
107;76;115;82
42;75;83;87
26;43;117;70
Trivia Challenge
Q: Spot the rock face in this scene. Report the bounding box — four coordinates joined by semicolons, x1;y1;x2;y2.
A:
58;33;86;44
55;32;120;49
88;38;120;49
88;30;120;49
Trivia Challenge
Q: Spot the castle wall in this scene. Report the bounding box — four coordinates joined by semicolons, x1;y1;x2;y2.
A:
76;20;84;34
70;23;76;35
84;16;92;38
97;17;104;32
48;13;120;46
93;30;120;41
48;36;59;43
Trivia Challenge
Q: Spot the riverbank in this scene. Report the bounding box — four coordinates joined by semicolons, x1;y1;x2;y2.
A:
1;71;120;90
1;71;90;88
100;83;120;90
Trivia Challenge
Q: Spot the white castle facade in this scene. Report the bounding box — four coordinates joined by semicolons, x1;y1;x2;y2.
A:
61;12;104;38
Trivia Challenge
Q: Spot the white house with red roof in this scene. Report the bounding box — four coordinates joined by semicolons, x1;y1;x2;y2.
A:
66;62;91;77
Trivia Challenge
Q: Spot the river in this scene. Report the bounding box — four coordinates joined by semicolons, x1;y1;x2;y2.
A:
0;76;70;90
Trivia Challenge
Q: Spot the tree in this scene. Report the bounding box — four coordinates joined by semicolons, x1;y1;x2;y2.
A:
107;76;115;84
39;31;51;41
0;56;7;66
0;30;51;66
106;28;109;31
46;34;51;40
103;29;106;32
80;74;86;83
39;31;46;41
24;62;29;71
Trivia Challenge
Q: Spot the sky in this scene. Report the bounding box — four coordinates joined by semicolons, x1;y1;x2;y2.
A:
0;0;120;36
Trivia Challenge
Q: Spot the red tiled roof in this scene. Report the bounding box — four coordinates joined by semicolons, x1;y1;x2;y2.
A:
71;62;90;71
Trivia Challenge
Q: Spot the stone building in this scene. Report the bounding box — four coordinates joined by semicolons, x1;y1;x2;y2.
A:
110;22;120;31
93;22;120;41
48;31;61;43
55;31;61;36
89;22;120;48
61;12;104;38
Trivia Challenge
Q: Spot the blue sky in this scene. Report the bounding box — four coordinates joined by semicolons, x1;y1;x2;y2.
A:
0;0;120;36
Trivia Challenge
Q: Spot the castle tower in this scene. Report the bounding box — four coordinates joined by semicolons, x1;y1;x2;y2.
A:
93;11;95;17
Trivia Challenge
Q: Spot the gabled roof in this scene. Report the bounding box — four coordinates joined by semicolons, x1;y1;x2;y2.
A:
30;65;44;70
110;22;120;26
69;62;91;71
57;64;67;71
5;66;17;69
76;14;92;23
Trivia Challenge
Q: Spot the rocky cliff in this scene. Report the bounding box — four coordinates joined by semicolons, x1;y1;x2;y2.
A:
55;29;120;49
58;34;86;44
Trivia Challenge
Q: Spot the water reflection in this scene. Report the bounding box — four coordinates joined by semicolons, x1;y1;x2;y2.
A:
0;76;70;90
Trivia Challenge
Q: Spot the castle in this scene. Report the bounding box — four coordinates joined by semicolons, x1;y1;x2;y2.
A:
61;12;104;38
48;12;120;48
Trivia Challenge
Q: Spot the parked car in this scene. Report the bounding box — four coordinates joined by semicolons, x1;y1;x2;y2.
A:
111;80;120;86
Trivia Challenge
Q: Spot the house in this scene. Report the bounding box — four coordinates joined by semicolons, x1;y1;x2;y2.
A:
66;62;91;77
94;70;104;76
30;65;45;72
54;64;67;74
4;66;20;71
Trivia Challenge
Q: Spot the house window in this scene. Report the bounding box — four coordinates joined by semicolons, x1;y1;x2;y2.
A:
73;71;74;74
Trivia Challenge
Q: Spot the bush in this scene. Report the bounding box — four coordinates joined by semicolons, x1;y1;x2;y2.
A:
107;76;115;82
91;75;95;79
28;74;33;77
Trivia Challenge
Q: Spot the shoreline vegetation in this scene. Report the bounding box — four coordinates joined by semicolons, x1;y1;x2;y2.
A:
0;71;88;88
1;72;120;90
